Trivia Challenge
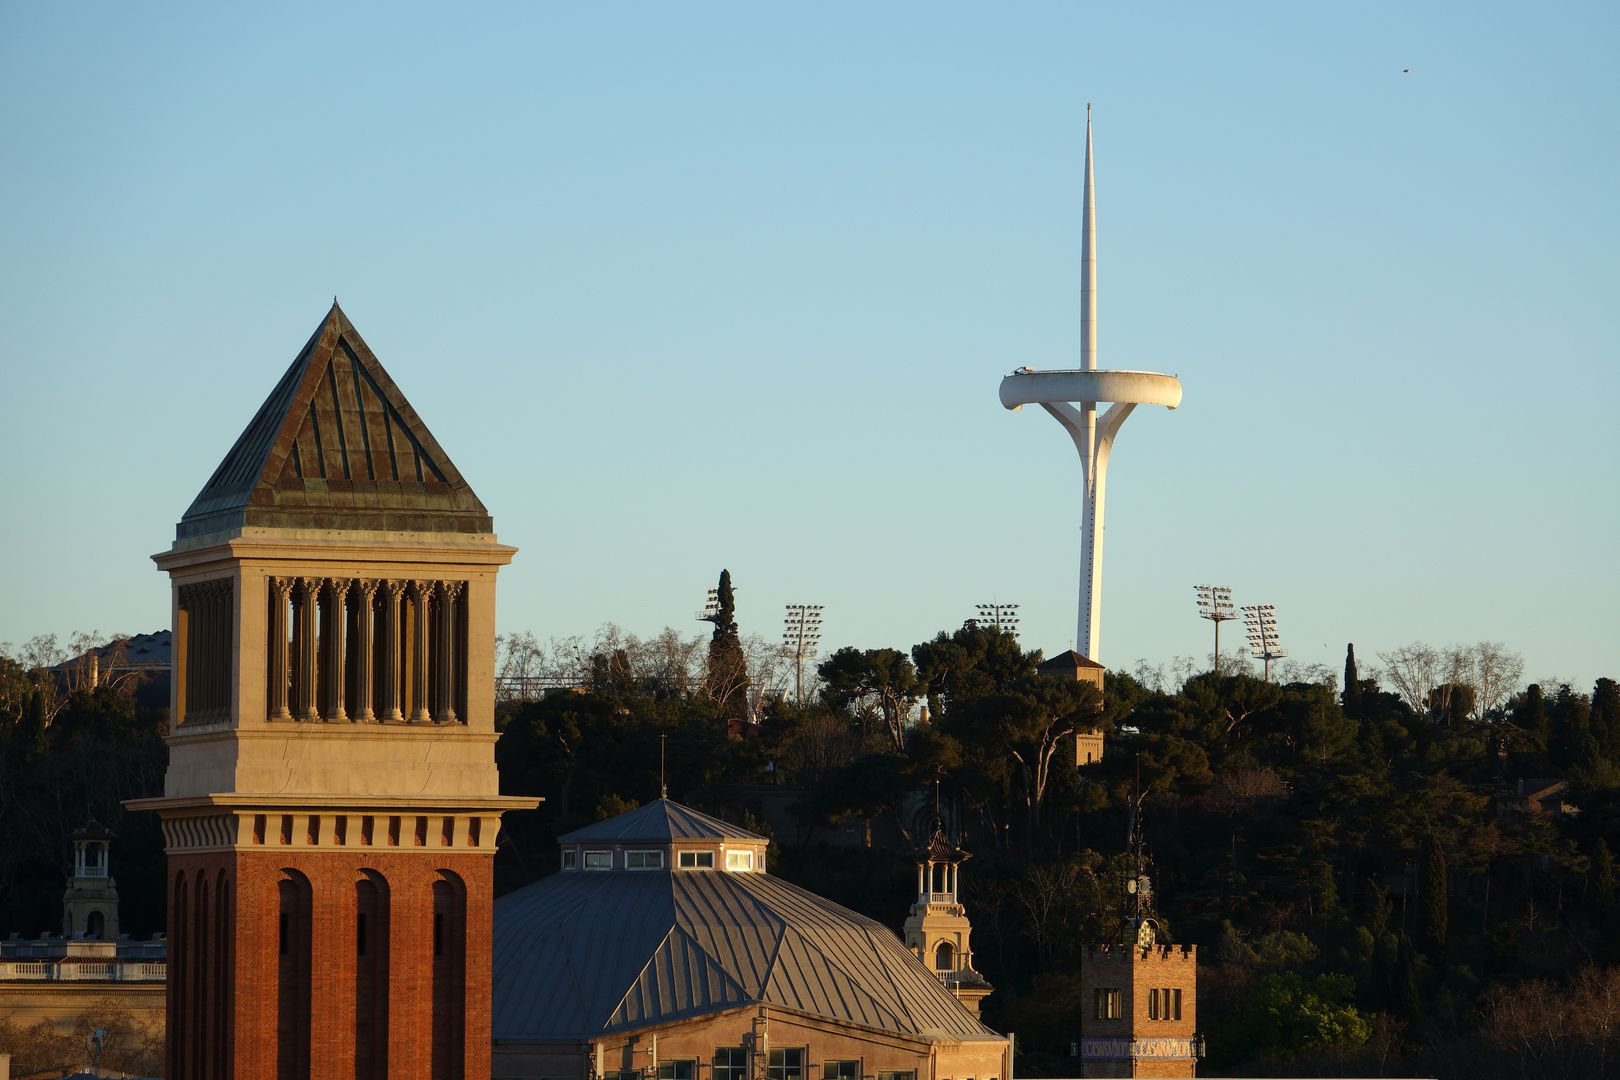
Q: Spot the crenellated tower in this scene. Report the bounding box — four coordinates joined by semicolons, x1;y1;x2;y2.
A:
1077;795;1201;1077
129;302;539;1080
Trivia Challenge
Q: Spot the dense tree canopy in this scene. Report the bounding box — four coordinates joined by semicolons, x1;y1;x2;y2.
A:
4;623;1618;1079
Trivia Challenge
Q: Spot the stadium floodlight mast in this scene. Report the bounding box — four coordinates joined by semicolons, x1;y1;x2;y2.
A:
782;604;824;705
1194;585;1237;676
974;602;1021;634
998;105;1183;664
1241;603;1288;682
696;587;720;624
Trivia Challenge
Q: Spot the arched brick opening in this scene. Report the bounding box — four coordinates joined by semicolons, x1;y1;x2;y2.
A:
355;869;391;1080
277;869;313;1080
431;869;467;1080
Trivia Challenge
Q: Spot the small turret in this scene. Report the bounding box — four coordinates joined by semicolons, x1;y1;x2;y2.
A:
901;785;993;1017
63;819;119;950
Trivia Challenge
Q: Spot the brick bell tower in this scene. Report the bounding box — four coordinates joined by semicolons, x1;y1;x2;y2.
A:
129;303;539;1080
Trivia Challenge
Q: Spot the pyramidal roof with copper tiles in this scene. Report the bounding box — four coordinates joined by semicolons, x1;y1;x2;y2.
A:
178;303;492;540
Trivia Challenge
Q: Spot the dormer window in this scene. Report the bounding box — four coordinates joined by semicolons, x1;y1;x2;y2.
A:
726;850;754;872
678;851;715;869
626;850;663;870
583;851;612;870
561;849;578;870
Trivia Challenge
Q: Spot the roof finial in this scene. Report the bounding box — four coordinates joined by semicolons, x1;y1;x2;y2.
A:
660;734;668;800
934;773;943;835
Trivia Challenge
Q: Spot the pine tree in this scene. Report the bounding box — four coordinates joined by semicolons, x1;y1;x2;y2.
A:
1419;834;1448;961
704;569;749;726
1343;643;1363;719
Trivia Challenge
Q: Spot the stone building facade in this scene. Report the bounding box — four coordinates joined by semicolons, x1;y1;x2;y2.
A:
128;303;538;1080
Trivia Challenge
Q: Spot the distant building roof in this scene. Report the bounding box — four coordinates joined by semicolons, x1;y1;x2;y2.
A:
177;302;492;540
492;864;996;1042
1038;649;1105;673
558;799;764;844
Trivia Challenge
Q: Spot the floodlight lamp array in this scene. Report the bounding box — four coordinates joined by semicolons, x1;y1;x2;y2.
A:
1240;603;1288;659
974;602;1021;632
1194;584;1235;621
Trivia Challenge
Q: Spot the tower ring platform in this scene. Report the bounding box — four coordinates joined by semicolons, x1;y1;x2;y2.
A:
998;369;1182;411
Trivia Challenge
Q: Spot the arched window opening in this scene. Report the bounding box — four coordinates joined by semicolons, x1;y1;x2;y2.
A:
170;872;187;1080
277;871;312;1080
86;910;105;939
355;872;391;1080
193;874;210;1080
431;871;466;1080
935;941;955;972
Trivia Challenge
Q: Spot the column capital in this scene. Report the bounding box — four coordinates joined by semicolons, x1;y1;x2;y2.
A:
356;578;381;601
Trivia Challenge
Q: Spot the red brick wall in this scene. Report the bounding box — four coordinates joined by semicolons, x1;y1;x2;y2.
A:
167;847;493;1080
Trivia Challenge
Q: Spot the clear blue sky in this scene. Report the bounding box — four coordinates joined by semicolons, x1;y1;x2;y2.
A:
2;3;1615;690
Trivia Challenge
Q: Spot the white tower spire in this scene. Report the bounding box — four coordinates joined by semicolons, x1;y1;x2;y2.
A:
1082;102;1097;372
999;108;1182;662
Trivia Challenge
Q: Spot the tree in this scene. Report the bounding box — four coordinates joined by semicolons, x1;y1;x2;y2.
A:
704;569;749;726
1469;641;1524;721
1343;643;1363;719
1592;678;1620;762
818;646;919;751
1419;834;1448;961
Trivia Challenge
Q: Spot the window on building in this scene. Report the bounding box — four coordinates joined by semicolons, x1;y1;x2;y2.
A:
768;1047;805;1080
584;850;612;870
561;849;578;870
659;1062;696;1080
714;1048;748;1080
1094;988;1122;1020
935;941;955;970
626;850;664;870
1147;987;1183;1021
878;1072;916;1080
726;850;755;871
824;1060;859;1080
679;850;716;868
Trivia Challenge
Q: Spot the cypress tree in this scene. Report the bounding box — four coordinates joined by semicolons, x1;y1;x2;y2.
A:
705;569;749;725
1395;932;1421;1025
1419;834;1448;961
1591;678;1620;761
1343;643;1363;718
1594;838;1616;908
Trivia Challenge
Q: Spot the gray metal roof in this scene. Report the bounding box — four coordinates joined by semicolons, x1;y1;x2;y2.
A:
558;799;765;844
492;866;998;1042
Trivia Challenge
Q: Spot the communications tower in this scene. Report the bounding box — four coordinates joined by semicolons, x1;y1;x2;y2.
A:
999;107;1183;663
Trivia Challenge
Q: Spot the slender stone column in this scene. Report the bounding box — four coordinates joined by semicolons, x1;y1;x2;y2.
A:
410;581;434;723
324;578;351;722
435;581;462;723
353;580;379;722
206;583;217;716
268;577;293;720
296;577;321;721
381;581;405;722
